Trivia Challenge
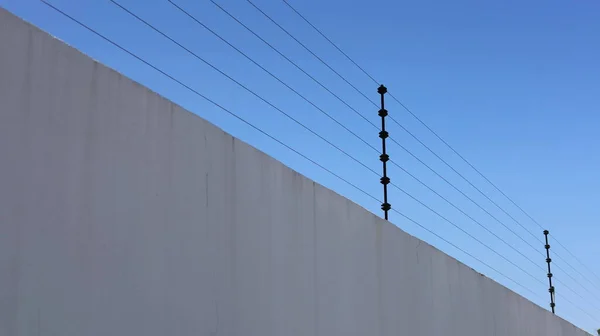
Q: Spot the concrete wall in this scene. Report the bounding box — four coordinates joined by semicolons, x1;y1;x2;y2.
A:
0;8;589;336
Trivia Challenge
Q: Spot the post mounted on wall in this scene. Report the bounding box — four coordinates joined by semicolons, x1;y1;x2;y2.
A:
544;230;556;314
378;85;391;220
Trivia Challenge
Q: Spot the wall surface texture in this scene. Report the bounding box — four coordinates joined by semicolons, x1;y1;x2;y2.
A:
0;8;590;336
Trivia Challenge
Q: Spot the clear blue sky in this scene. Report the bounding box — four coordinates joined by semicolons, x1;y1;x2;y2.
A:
2;0;599;332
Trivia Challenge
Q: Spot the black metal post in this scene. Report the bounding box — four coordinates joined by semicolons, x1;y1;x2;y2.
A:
544;230;556;314
378;85;391;220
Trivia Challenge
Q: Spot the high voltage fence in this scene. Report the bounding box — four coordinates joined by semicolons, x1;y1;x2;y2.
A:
35;0;599;330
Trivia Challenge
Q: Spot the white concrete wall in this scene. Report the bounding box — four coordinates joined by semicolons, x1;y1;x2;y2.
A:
0;8;590;336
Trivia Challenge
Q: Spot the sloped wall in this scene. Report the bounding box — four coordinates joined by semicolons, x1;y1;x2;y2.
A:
0;8;589;336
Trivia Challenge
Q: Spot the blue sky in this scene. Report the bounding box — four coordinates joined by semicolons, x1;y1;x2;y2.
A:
2;0;599;332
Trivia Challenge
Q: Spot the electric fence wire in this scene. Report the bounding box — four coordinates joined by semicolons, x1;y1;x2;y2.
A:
109;0;550;289
244;0;552;249
119;0;600;314
168;0;546;266
106;0;600;313
207;0;543;255
280;0;600;288
39;0;600;324
40;0;547;305
209;0;600;302
250;0;600;293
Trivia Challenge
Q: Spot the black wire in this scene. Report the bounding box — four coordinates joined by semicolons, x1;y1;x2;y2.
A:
37;0;371;217
391;162;545;272
263;0;545;248
393;117;543;241
232;0;600;309
105;0;378;180
388;135;546;254
390;103;600;297
405;171;600;314
235;0;600;303
39;1;541;301
164;0;378;153
392;208;544;301
40;0;597;321
552;262;600;304
390;172;600;313
552;275;600;313
241;0;549;249
115;0;600;305
394;125;600;298
555;292;600;323
281;0;379;85
208;0;553;271
158;0;551;285
280;0;600;291
552;238;600;284
206;0;377;130
390;182;545;286
244;0;380;108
